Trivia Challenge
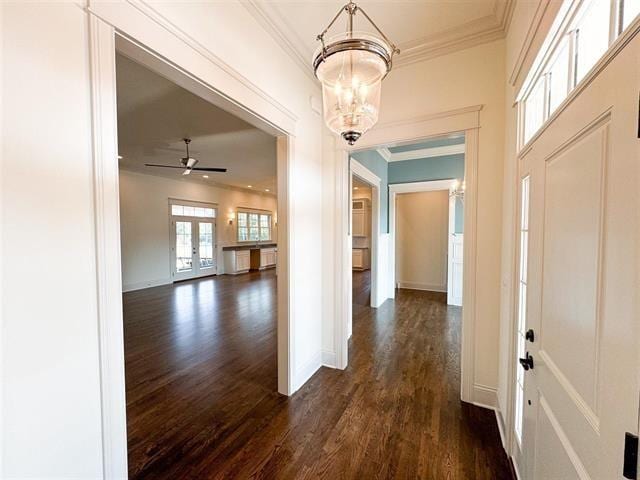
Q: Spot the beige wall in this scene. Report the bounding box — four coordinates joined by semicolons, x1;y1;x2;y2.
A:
396;191;449;292
119;170;277;290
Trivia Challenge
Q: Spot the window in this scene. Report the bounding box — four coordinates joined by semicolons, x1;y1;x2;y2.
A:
622;0;640;29
237;210;272;242
171;203;216;218
518;0;638;146
514;176;531;445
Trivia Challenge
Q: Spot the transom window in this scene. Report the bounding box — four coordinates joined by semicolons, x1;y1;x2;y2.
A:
237;210;272;242
171;202;216;218
519;0;639;146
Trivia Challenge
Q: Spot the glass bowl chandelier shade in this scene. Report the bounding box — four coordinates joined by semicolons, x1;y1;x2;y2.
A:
313;2;399;145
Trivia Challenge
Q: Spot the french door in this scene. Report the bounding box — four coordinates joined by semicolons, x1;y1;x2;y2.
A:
171;218;216;281
513;35;639;480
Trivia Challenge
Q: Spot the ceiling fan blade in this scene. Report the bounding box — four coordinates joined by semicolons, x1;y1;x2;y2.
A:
182;168;192;176
184;157;198;168
190;167;228;173
145;164;186;169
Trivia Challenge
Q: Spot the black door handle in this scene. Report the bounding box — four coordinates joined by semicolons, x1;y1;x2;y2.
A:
519;353;534;371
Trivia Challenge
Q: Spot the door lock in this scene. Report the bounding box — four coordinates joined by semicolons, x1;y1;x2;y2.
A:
525;329;535;342
519;352;534;371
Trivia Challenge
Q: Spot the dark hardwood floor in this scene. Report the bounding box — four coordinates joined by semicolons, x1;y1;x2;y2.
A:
123;269;512;479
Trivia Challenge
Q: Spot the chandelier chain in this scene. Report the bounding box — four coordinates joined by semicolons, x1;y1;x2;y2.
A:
316;1;400;57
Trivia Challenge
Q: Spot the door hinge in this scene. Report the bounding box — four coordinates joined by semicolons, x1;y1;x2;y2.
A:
624;432;638;479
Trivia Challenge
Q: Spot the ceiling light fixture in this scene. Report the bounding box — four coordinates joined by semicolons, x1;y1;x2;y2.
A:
247;185;253;188
265;189;270;192
203;175;209;179
313;1;399;145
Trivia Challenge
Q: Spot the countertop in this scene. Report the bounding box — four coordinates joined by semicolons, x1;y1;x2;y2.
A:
222;243;277;251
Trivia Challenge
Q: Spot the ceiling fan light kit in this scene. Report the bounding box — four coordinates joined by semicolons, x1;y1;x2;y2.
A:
144;138;227;175
313;1;399;145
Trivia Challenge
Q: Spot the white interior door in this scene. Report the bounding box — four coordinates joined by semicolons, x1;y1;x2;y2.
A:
514;34;639;480
447;192;463;306
172;218;217;281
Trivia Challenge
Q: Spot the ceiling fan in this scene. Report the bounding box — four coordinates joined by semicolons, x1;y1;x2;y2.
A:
145;138;227;176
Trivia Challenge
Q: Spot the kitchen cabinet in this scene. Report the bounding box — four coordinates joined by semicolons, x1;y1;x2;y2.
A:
352;247;370;270
223;249;250;274
251;247;277;270
352;199;370;237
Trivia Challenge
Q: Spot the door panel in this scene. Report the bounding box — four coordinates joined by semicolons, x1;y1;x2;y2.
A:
540;124;605;416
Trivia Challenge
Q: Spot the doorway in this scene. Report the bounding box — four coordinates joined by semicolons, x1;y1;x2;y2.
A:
170;200;217;281
89;21;295;475
390;179;464;306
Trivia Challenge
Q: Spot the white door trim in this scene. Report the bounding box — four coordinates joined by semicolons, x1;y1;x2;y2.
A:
350;159;383;309
88;12;296;477
334;105;481;402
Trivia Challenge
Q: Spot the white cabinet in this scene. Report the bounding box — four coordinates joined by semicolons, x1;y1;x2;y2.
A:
352;199;370;237
223;249;250;274
352;248;370;270
254;247;277;270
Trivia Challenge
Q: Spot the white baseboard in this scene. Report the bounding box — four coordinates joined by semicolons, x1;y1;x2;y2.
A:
293;351;322;392
396;281;447;293
122;277;172;292
471;383;498;410
321;350;337;368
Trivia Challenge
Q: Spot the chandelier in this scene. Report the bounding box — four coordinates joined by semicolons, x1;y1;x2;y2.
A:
313;1;399;145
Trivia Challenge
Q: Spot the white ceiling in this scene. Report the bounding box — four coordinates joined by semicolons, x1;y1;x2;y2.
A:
116;54;277;194
245;0;514;74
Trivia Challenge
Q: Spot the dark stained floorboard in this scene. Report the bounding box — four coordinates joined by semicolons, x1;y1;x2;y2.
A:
123;269;512;479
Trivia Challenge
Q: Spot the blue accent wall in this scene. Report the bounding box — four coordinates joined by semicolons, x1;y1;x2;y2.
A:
388;154;464;184
351;150;388;234
351;151;465;233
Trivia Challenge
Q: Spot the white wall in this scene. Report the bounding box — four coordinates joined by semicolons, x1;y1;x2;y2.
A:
2;1;324;477
119;170;277;290
365;39;506;405
2;3;104;477
396;191;449;292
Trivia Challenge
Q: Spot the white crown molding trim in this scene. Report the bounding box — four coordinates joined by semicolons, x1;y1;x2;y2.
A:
242;0;319;84
388;144;465;162
376;147;392;162
394;14;506;67
246;1;513;74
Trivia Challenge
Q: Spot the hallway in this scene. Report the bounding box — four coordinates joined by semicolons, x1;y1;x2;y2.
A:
124;271;511;479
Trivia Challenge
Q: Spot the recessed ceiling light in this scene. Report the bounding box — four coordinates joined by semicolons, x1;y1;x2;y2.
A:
247;185;253;188
203;175;209;179
354;186;359;190
265;189;270;192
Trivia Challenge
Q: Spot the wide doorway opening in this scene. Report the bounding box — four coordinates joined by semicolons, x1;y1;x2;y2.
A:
115;45;284;478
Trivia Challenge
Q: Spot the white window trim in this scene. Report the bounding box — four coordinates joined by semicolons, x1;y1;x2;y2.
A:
516;0;640;152
236;207;273;243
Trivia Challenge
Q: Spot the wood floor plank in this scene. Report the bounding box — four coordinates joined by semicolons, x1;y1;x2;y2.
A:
123;269;512;479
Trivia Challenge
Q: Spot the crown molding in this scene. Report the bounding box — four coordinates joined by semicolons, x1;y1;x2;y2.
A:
242;0;318;84
245;0;513;75
376;147;392;162
387;144;465;162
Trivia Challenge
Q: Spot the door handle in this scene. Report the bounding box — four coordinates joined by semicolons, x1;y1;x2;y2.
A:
519;352;534;371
